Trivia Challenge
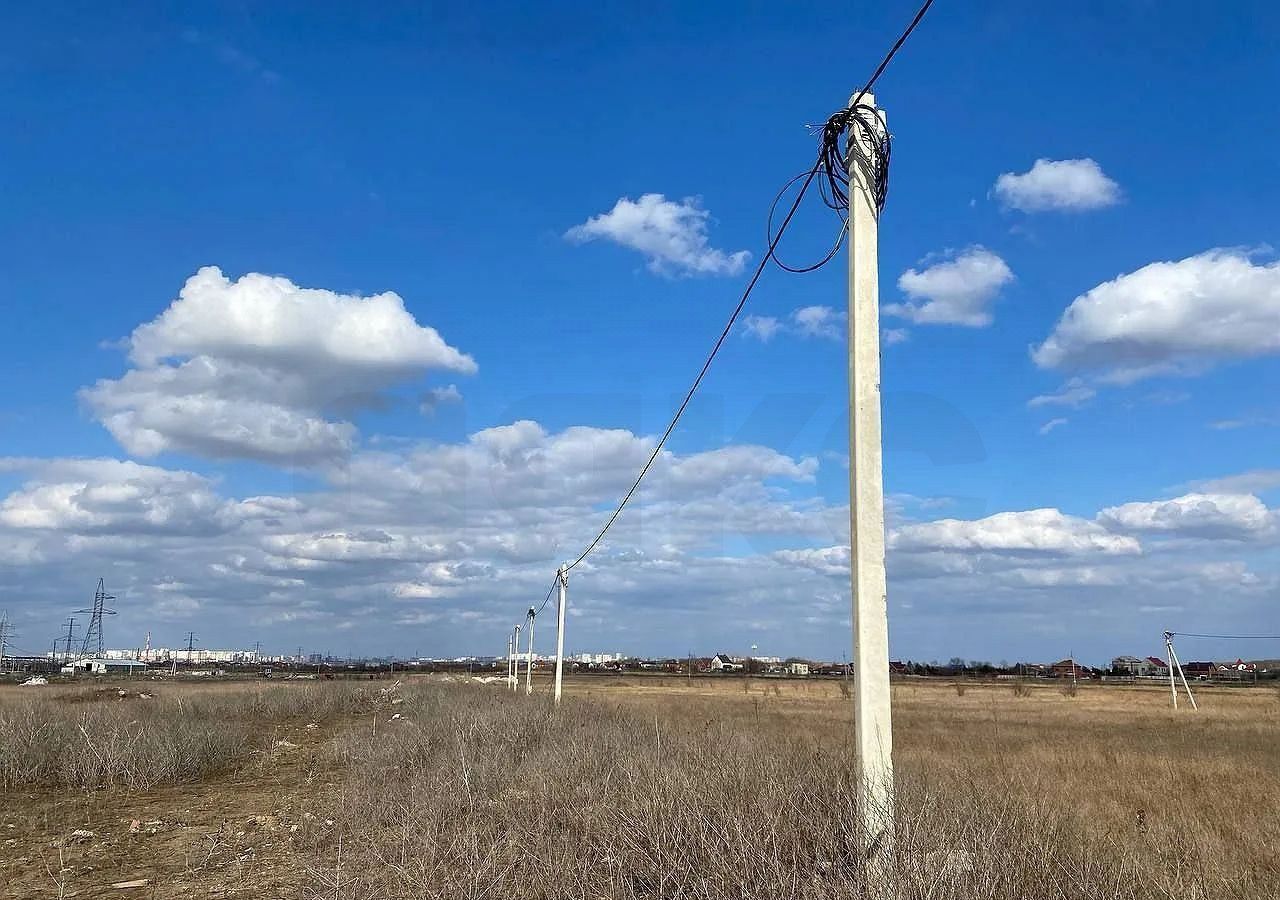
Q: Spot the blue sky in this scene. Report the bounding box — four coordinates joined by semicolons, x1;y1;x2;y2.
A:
2;2;1278;665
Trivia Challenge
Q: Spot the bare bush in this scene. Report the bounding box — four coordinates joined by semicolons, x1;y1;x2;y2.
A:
0;699;247;790
0;682;376;790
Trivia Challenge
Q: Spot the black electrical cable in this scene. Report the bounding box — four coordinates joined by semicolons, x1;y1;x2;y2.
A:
535;572;560;617
559;1;933;576
1168;632;1280;640
767;99;894;272
563;160;823;573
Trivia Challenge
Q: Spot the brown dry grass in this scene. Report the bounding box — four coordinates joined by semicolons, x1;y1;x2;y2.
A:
0;681;379;790
1;676;1276;899
303;676;1279;899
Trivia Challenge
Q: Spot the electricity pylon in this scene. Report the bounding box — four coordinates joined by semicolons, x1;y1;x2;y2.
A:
76;578;116;659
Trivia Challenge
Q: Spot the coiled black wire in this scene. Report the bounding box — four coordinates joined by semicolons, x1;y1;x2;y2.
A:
767;102;892;273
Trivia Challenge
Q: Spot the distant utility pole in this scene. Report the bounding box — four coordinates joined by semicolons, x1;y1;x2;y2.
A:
553;566;568;705
253;640;261;662
846;91;894;859
511;624;521;693
525;607;536;696
185;631;198;664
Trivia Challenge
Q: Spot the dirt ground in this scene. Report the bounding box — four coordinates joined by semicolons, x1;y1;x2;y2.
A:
0;681;349;899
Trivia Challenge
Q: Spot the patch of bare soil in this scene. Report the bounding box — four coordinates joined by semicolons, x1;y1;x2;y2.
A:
1;718;342;900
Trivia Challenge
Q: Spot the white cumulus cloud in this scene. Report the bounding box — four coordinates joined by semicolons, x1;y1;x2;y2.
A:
994;158;1120;212
886;247;1014;327
565;194;749;277
126;266;474;373
1032;250;1280;383
1097;493;1275;541
890;508;1140;556
81;267;474;465
0;458;235;535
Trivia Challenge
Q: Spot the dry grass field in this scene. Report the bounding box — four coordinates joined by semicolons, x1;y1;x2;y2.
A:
1;675;1276;899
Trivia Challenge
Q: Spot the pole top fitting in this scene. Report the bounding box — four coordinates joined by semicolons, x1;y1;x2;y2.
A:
849;90;876;108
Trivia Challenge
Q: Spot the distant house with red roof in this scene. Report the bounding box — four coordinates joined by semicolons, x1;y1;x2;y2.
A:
1051;658;1089;679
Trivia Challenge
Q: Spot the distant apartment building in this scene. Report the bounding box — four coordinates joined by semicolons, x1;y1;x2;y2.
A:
575;652;625;665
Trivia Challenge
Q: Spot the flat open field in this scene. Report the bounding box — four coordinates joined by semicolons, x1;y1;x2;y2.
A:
1;675;1277;898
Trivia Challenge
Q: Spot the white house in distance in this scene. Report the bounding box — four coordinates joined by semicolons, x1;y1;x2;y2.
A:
1111;656;1169;677
710;654;741;672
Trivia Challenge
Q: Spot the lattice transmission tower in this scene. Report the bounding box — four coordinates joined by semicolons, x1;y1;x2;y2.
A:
77;578;116;659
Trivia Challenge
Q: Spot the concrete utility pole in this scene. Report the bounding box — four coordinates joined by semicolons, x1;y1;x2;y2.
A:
1164;631;1198;710
507;634;514;687
553;566;567;705
525;607;536;696
845;91;894;859
511;624;521;692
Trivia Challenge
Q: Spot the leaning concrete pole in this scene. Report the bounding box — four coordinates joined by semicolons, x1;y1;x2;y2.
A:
553;567;568;705
525;608;536;696
846;91;894;863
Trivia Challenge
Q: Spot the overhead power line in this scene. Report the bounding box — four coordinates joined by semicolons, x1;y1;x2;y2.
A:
1168;632;1280;641
561;0;935;573
535;572;559;617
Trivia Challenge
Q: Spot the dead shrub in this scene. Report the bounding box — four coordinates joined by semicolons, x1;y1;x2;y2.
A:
0;682;374;790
